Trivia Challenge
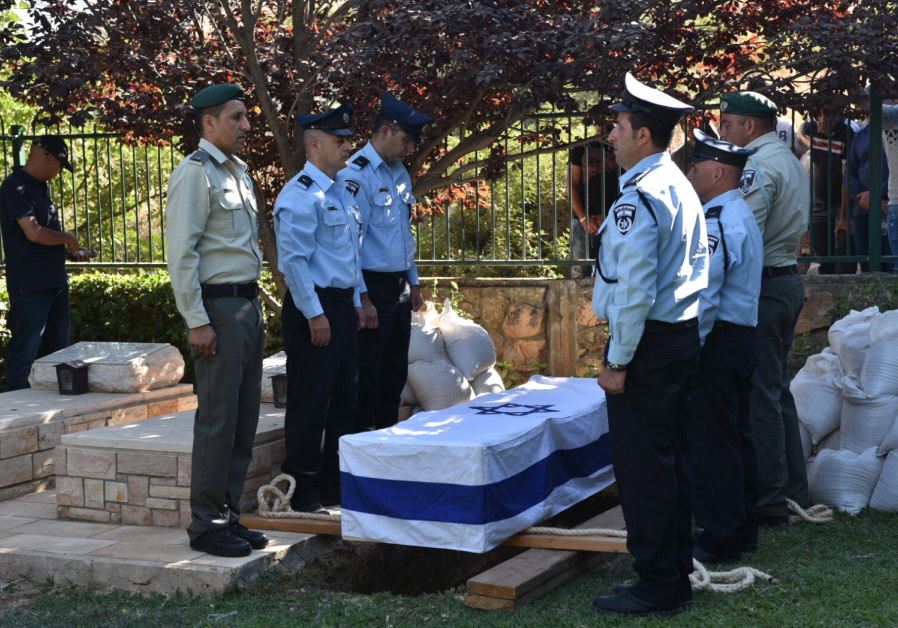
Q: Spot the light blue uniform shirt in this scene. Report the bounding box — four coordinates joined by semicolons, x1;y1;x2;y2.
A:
274;162;362;319
698;188;763;343
592;151;708;365
339;142;419;291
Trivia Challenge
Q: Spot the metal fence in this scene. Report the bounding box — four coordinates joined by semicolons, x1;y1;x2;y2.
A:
1;102;894;274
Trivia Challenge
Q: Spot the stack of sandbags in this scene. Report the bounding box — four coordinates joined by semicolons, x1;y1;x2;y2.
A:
797;307;898;513
401;300;503;419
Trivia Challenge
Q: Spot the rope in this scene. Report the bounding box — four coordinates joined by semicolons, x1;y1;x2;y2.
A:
523;526;627;537
788;498;834;523
689;558;777;593
256;473;340;521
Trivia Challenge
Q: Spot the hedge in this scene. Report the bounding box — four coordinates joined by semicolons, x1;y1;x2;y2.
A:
0;271;284;389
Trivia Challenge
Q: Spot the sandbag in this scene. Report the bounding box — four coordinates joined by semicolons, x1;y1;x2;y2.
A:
860;339;898;396
869;450;898;512
828;306;879;353
436;301;496;381
406;358;476;411
817;429;841;453
408;324;447;364
870;310;898;343
471;367;506;396
808;446;884;515
838;377;898;453
400;381;417;407
877;417;898;456
828;307;877;378
800;422;813;460
792;352;844;443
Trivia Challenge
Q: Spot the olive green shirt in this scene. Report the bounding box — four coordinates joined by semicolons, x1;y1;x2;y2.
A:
166;138;262;329
740;131;810;267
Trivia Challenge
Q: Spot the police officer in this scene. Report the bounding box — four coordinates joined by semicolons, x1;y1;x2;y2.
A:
591;73;708;617
167;84;267;557
341;94;433;431
0;135;86;391
685;129;764;563
274;105;362;512
718;92;810;526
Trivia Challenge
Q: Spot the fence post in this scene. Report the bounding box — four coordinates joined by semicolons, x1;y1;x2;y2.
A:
10;125;26;167
868;87;884;272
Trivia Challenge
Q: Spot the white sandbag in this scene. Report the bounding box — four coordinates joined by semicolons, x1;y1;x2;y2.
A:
792;353;844;443
808;446;884;515
800;422;813;460
406;358;476;411
869;310;898;343
436;300;497;381
838;377;898;453
828;306;879;353
397;405;415;422
412;301;440;328
860;339;898;396
408;323;447;364
817;429;841;453
869;450;898;512
877;417;898;456
400;381;417;407
471;367;506;396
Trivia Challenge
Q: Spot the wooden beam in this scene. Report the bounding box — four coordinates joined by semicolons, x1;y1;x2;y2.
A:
239;513;341;536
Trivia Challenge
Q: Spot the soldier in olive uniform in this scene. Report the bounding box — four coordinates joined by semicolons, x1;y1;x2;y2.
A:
166;84;268;557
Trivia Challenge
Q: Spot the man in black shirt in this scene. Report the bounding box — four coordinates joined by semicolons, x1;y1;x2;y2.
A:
568;141;619;278
0;135;84;390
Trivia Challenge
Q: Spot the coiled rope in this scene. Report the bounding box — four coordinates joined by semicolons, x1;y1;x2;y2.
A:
787;498;834;523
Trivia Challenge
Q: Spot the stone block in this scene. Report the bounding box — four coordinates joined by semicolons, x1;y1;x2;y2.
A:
179;500;192;527
478;292;508;329
32;448;55;479
177;456;192;486
121;504;153;526
507;338;547;368
67;506;111;523
149;484;190;500
109;512;122;524
56;476;85;507
577;299;600;327
67;423;90;433
85;478;105;509
89;419;108;430
128;475;149;506
502;302;545;339
178;395;198;411
116;451;177;477
146;399;180;417
260;352;287;403
150;477;177;487
0;426;39;458
29;342;185;393
796;288;835;335
66;447;117;479
37;422;64;451
151;508;182;528
146;497;177;510
105;502;122;512
105;481;129;503
109;404;149;426
0;454;33;485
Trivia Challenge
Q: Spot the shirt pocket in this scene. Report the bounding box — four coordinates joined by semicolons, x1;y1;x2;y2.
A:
212;187;249;238
322;207;351;249
371;189;397;226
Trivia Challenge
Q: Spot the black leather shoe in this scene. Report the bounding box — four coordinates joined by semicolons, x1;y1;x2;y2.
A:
758;514;790;528
592;590;686;617
612;581;692;608
693;544;741;565
231;522;269;550
189;528;252;557
291;501;328;514
320;486;341;508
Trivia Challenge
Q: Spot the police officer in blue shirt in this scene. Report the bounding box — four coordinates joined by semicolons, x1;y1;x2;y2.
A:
591;73;708;617
685;129;764;564
340;94;433;431
274;104;363;512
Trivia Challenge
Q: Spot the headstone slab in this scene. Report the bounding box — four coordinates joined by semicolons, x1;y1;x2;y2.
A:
260;351;287;403
29;342;185;393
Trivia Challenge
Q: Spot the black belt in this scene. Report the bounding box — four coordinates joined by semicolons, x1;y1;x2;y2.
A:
714;320;755;332
315;286;354;302
202;282;259;299
362;270;407;280
643;318;698;333
762;265;798;279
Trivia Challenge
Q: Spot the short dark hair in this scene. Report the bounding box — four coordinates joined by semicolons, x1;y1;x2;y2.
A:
193;103;228;137
755;114;777;134
373;113;404;136
628;111;675;150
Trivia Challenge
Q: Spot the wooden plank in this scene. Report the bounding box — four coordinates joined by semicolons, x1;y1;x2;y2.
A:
463;593;514;611
239;513;342;536
466;505;626;604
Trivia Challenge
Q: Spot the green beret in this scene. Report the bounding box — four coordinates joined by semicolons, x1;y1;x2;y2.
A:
189;84;245;109
720;91;778;117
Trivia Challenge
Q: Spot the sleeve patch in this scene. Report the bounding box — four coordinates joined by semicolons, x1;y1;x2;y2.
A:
739;169;756;194
613;203;637;235
345;179;360;196
707;234;720;255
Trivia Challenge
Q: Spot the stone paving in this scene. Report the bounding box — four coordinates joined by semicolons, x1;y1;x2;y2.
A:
0;490;331;595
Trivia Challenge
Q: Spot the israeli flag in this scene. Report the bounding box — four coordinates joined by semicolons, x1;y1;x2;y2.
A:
339;376;613;553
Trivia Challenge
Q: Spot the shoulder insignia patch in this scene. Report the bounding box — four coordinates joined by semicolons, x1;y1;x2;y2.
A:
351;155;370;170
707;234;720;255
345;179;360;196
622;170;650;189
297;174;313;189
613;203;637;235
189;150;210;164
739;169;756;194
15;185;25;195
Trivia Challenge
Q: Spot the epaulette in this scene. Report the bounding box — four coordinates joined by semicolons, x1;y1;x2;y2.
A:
297;174;313;190
622;169;650;189
349;155;370;170
345;179;360;197
705;205;724;219
188;150;210;164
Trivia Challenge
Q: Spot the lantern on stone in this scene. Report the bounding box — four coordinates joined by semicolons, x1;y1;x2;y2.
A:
271;373;287;408
55;360;89;395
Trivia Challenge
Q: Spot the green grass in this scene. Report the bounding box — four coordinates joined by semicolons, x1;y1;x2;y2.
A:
2;510;898;627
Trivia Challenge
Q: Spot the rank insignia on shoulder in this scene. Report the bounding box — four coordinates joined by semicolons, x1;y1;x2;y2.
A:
708;234;720;255
15;185;24;195
345;179;360;196
739;169;756;194
188;150;210;164
351;155;370;169
613;203;637;235
297;174;313;189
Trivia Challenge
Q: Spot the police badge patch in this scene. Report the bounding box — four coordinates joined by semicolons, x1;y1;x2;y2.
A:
740;169;756;194
345;179;360;196
707;234;720;255
613;204;636;235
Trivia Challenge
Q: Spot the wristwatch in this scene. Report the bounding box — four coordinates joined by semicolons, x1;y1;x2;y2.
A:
606;362;628;372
